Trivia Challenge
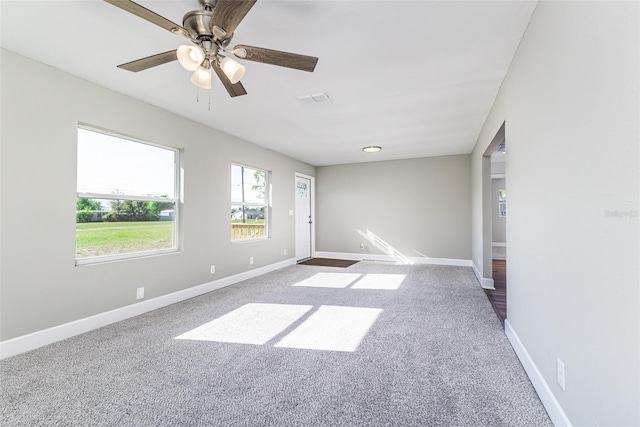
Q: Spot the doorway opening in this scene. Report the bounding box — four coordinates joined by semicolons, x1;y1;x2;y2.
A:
482;123;507;325
487;141;507;324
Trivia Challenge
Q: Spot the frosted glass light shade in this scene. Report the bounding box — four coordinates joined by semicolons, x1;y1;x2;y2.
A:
177;45;205;71
219;56;245;84
190;64;211;89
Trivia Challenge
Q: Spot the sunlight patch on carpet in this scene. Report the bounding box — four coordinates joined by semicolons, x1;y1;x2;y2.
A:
275;306;383;352
352;274;406;290
292;272;362;288
175;303;312;345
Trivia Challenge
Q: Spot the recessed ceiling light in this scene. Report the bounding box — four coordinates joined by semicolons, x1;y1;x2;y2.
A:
362;146;382;153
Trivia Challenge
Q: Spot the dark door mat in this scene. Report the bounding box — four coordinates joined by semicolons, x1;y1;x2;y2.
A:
298;258;359;268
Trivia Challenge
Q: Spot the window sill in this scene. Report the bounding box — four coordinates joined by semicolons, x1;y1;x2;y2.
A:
230;237;269;244
75;248;181;266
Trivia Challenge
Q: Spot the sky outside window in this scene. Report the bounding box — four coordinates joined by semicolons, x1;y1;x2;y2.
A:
231;165;265;204
77;128;176;198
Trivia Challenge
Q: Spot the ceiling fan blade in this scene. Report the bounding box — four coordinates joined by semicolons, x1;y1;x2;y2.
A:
209;0;256;38
233;45;318;72
212;63;248;97
104;0;190;37
117;50;177;72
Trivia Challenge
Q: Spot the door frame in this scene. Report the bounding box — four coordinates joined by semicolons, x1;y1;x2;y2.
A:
481;122;506;289
294;172;316;261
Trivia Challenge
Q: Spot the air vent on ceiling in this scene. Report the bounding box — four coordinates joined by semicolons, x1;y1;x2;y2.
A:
298;92;332;104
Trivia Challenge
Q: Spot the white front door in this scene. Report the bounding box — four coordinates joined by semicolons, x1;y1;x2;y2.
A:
295;175;312;261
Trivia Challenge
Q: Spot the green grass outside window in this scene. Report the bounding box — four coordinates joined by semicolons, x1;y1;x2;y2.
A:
76;221;174;258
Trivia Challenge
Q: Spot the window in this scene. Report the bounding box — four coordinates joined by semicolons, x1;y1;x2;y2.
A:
76;126;179;263
231;164;269;241
498;189;506;217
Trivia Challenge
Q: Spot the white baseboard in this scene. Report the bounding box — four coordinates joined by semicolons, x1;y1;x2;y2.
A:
492;242;507;247
471;262;495;289
315;251;472;267
505;320;572;427
0;258;296;360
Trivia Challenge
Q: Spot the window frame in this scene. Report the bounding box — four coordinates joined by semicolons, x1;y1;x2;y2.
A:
75;124;181;265
230;163;270;243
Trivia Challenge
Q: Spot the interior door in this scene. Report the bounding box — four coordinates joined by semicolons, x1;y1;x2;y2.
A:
295;175;312;261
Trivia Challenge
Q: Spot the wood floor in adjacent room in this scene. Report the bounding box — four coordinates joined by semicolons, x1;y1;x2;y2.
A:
485;259;507;325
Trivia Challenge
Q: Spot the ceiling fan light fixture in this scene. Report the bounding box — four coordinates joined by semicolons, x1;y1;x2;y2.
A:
190;62;212;89
177;45;205;71
105;0;319;99
219;56;246;84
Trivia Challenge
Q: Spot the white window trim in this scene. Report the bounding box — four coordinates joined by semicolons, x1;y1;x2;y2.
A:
75;248;181;266
76;125;181;265
231;163;270;243
77;193;179;204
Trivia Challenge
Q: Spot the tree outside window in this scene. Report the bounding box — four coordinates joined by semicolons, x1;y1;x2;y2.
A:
231;164;269;241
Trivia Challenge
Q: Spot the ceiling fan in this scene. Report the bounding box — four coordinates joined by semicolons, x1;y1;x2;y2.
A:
104;0;319;97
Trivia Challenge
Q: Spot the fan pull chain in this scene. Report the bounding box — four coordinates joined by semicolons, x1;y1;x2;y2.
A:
208;64;213;111
196;65;203;103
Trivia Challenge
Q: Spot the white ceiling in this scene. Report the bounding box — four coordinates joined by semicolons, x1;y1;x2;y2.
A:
0;0;536;166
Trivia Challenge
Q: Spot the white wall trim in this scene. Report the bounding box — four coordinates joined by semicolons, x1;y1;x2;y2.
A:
505;320;572;427
491;173;506;179
315;251;473;267
0;258;296;360
471;261;495;289
492;242;507;247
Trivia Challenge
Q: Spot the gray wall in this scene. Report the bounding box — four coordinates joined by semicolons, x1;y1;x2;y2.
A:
491;178;506;243
316;156;471;261
471;2;638;425
491;159;505;175
0;49;314;341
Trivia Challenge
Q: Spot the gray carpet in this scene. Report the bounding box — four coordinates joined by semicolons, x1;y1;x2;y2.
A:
1;262;551;426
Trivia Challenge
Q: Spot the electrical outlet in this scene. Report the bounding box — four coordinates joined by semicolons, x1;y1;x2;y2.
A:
284;249;287;255
360;243;365;250
136;287;144;300
250;257;254;265
289;210;294;216
557;358;566;391
210;265;215;274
